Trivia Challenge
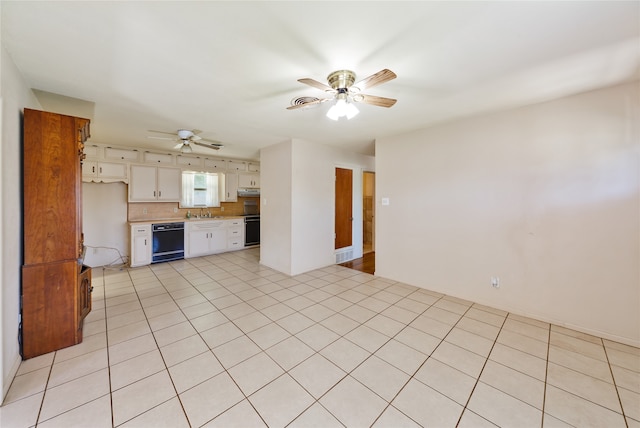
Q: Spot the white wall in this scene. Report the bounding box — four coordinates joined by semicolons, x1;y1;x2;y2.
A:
260;141;293;274
376;81;639;346
261;139;374;276
0;45;42;400
82;182;129;268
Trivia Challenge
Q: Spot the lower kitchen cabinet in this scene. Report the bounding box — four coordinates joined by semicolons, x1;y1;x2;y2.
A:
185;219;246;259
130;224;152;267
186;221;227;257
129;218;247;266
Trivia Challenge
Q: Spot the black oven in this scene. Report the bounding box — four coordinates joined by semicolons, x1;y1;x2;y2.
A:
152;222;184;263
244;215;260;246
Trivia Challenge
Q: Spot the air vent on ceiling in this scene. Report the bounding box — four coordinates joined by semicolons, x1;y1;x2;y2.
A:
291;96;320;108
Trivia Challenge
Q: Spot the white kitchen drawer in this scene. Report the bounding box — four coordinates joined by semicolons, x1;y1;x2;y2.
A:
227;226;243;238
132;224;151;235
227;219;244;227
227;239;244;249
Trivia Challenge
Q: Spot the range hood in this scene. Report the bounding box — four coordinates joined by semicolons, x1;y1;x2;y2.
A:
238;188;260;198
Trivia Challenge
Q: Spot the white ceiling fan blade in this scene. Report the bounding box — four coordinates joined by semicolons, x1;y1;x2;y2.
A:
173;142;184;150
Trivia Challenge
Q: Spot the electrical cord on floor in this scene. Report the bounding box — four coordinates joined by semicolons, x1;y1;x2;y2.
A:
84;245;129;270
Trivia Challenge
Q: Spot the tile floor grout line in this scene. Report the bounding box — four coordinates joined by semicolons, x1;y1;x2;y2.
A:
540;320;552;428
32;333;57;427
454;307;509;428
167;255;280;427
121;263;196;427
98;266;117;428
602;337;630;428
34;266;111;427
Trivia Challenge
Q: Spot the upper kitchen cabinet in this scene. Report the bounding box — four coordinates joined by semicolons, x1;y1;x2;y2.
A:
204;158;227;172
176;155;204;168
129;165;181;202
227;160;247;172
82;161;128;183
238;173;260;188
220;172;238;202
104;146;139;162
143;151;173;164
248;162;260;173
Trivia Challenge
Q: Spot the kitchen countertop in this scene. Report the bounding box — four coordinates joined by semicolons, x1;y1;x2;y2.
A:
129;216;244;224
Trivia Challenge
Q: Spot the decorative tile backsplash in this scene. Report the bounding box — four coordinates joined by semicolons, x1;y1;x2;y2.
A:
128;198;257;222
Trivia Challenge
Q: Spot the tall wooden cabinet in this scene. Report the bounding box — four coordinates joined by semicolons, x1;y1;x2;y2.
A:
21;108;93;359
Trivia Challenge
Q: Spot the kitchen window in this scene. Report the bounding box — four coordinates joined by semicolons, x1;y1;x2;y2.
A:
181;171;220;207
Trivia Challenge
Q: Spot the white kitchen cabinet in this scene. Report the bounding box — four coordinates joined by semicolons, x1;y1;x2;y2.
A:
248;162;260;173
129;165;181;202
204;158;227;171
83;144;101;159
220;172;238;202
177;155;203;168
185;221;227;258
227;160;247;172
82;161;128;183
104;147;139;162
227;219;244;250
143;152;173;164
238;173;260;188
130;224;152;267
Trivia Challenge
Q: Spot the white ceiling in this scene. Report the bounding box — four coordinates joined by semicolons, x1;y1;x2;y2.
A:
2;1;639;160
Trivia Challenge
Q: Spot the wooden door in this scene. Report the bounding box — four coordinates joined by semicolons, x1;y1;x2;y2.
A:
335;167;353;249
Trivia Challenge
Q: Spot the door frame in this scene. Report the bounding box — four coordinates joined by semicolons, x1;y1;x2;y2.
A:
333;164;365;262
363;170;375;253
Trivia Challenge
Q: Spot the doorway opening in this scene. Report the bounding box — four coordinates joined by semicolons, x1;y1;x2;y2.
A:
363;171;375;254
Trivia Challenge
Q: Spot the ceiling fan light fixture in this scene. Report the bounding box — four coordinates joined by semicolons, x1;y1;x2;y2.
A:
326;92;359;120
181;143;193;153
177;129;192;139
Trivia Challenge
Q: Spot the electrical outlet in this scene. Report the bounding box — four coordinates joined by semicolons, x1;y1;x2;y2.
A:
143;208;148;214
173;207;178;213
221;207;224;211
491;277;500;288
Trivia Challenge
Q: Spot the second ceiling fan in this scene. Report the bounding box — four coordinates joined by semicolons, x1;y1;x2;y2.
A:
288;68;397;120
148;129;224;153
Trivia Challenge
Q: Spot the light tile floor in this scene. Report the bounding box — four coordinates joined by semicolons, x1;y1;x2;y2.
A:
1;248;639;427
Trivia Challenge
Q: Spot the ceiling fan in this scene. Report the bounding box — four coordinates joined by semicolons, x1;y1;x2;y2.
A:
148;129;224;153
287;69;397;120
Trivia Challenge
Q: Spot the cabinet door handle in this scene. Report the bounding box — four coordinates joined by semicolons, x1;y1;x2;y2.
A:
99;167;102;174
158;191;161;197
153;191;156;197
144;239;147;245
92;166;95;173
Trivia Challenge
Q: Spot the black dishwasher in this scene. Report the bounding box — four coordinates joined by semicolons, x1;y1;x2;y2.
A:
152;222;185;263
